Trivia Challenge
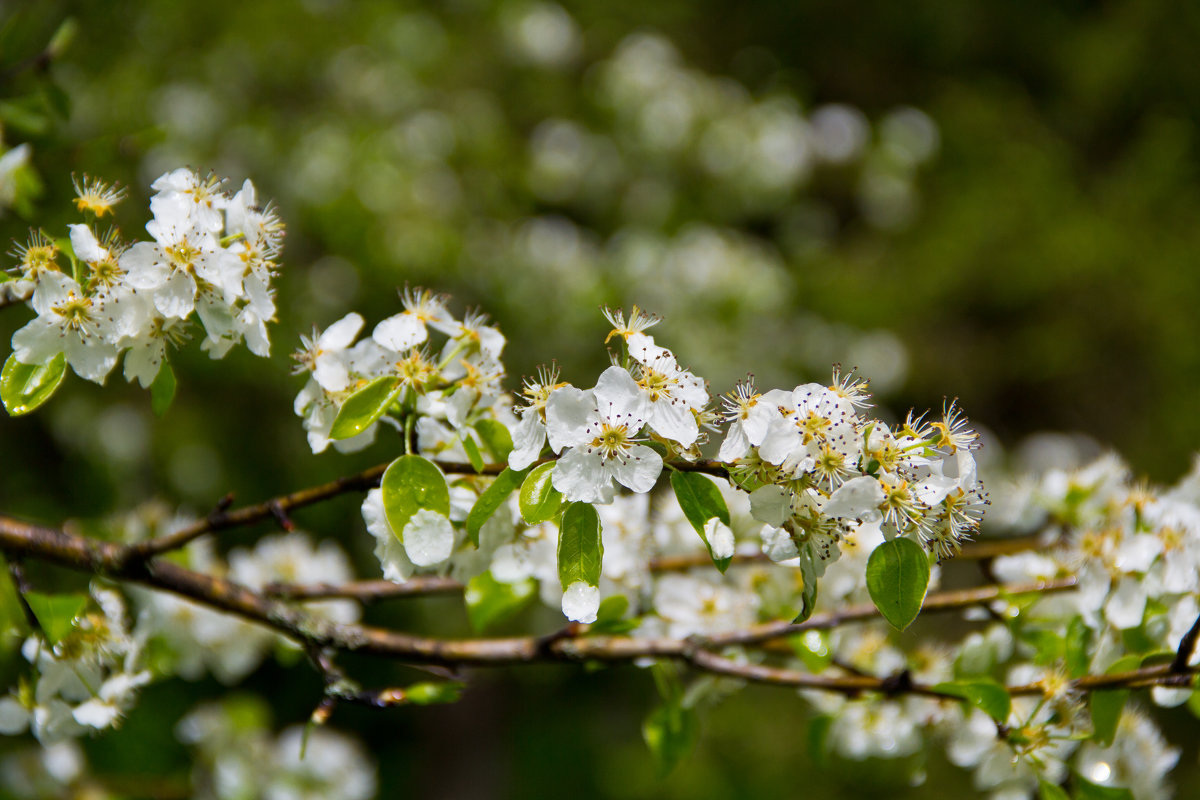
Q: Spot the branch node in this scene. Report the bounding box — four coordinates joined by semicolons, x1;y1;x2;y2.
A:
879;669;913;697
268;500;295;532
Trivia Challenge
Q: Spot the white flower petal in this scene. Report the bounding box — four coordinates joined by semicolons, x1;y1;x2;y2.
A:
648;399;698;446
1105;578;1147;629
704;518;735;560
824;476;884;520
68;224;109;263
362;490;413;582
153;269;196;319
545;387;594;451
119;242;169;289
508;413;546;471
373;313;426;352
749;485;790;527
552;447;607;503
718;424;750;462
320;312;364;351
605;445;663;494
593;366;649;421
314;355;350;393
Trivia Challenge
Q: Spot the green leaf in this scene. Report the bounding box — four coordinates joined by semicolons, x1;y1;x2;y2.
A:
329;376;400;440
150;361;176;417
40;81;71;120
404;682;464;705
47;18;79;59
25;592;88;646
865;537;930;631
1073;774;1134;800
794;557;819;623
1065;616;1092;678
806;715;834;767
381;455;450;538
642;701;698;777
558;502;603;589
589;594;637;635
474;418;513;463
1039;780;1071;800
462;434;485;473
465;467;527;546
933;679;1011;723
1089;654;1140;746
669;471;733;572
0;98;50;136
464;571;535;632
1;353;67;416
519;461;562;524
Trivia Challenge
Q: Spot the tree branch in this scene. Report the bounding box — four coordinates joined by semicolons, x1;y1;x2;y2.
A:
0;509;1152;714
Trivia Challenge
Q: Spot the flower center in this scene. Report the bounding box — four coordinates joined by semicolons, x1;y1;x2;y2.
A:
590;422;634;460
637;368;675;403
167;239;202;273
54;293;95;333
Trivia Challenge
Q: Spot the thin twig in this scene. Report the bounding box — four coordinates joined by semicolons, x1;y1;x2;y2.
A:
6;558;45;637
125;457;730;561
706;576;1078;648
265;577;463;602
1172;611;1200;672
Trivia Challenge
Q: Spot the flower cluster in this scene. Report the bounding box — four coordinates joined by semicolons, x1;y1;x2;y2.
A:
0;585;149;744
292;288;506;455
177;697;376;800
292;300;987;631
5;169;282;389
134;525;359;685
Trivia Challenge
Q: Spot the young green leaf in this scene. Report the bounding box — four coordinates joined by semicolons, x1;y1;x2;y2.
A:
669;470;733;572
933;679;1012;723
381;455;450;539
642;700;698;777
1;353;67;416
404;682;465;705
465;467;527;546
558;502;603;589
806;715;834;767
865;537;930;631
150;360;176;417
462;434;485;473
474;418;513;463
329;376;400;440
519;461;562;524
1065;615;1092;678
794;557;819;623
1038;780;1071;800
25;591;88;646
464;571;536;632
1089;654;1140;746
588;594;637;635
1073;774;1135;800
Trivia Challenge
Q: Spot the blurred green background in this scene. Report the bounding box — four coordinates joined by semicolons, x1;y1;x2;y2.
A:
3;0;1200;797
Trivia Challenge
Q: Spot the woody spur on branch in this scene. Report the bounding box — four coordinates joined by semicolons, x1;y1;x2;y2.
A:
0;169;1198;800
